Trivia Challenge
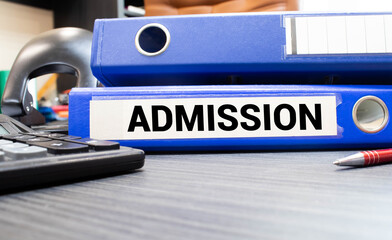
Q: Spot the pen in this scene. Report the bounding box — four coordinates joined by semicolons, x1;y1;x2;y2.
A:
334;149;392;167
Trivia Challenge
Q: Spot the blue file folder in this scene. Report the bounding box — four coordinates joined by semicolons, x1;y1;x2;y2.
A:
91;12;392;86
69;85;392;152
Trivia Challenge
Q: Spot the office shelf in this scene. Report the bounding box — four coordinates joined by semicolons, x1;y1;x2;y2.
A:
4;0;145;31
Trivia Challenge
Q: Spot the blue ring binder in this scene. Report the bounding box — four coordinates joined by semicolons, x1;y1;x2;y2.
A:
91;12;392;87
69;85;392;152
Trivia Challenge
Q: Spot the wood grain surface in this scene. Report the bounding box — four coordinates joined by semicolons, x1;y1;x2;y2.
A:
1;150;392;240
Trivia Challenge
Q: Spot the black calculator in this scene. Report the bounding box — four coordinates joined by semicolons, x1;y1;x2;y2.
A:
0;114;145;192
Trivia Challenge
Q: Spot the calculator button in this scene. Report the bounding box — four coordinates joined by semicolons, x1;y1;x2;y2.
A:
26;137;52;143
2;134;22;141
56;135;82;140
31;140;89;154
4;146;47;160
0;142;28;151
67;138;120;151
13;134;37;143
26;131;49;137
48;133;66;138
26;133;76;140
0;140;13;145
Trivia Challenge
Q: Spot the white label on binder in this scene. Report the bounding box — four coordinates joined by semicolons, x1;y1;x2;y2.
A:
286;14;392;55
90;96;337;140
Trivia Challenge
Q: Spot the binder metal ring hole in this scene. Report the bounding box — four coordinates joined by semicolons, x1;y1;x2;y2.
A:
135;23;170;56
353;96;389;133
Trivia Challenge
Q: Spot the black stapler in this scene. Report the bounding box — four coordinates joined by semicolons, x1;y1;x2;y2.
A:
1;27;97;132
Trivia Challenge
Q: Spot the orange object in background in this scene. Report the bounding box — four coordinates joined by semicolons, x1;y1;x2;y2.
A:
51;105;69;119
51;105;68;112
144;0;298;16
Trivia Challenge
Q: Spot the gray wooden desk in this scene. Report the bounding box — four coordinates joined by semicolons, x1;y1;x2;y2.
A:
1;151;392;240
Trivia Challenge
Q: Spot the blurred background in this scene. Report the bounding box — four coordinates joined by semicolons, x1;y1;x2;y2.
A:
2;0;392;71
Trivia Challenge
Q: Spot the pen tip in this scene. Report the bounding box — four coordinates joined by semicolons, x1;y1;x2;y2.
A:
333;160;340;166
